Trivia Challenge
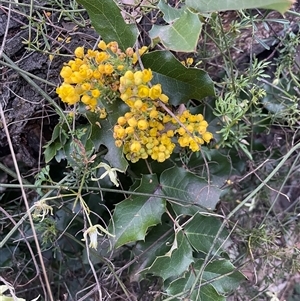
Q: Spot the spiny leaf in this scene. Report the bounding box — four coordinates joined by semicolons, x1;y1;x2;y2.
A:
186;0;295;14
109;174;166;248
157;0;185;22
166;258;244;300
131;223;174;281
166;279;225;301
185;213;228;255
149;7;201;52
160;166;221;215
142;51;215;106
144;231;194;280
77;0;138;50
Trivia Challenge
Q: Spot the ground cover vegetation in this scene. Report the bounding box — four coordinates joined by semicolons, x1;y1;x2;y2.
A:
0;0;300;300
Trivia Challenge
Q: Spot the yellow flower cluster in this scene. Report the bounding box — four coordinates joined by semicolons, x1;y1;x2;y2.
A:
114;69;213;163
114;68;174;163
56;41;146;116
175;110;213;152
56;40;213;163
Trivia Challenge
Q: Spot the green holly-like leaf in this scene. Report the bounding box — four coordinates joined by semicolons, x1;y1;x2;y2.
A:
157;0;185;22
44;121;69;163
193;259;245;295
149;7;201;52
166;279;225;301
186;0;294;14
131;223;174;281
109;174;166;248
185;213;228;255
76;0;138;50
142;51;215;106
144;230;194;281
160;166;221;215
166;258;244;300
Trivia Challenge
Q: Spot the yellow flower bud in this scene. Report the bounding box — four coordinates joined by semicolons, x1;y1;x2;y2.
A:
159;93;169;103
81;94;91;104
114;126;126;139
177;127;186;136
81;82;91;90
60;66;73;79
125;127;135;134
128;117;137;127
150;109;159;119
91;89;101;98
107;41;118;53
74;46;84;58
98;40;107;50
125;47;134;57
117;116;127;126
130;141;141;153
115;140;123;147
134;71;143;86
104;64;114;74
157;152;166;162
189;140;200;152
137;120;149;130
139;46;148;56
202;132;213;143
134;99;143;109
142;69;153;83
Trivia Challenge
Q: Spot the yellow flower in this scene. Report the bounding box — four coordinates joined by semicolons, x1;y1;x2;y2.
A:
186;57;193;66
81;94;92;105
81;82;91;91
134;99;143;109
137;119;149;130
142;69;153;83
74;46;84;58
150;109;159;119
115;140;123;147
139;46;148;55
159;93;169;103
60;66;73;79
157;152;166;162
107;41;118;53
202;131;213;143
149;84;162;100
128;117;137;127
114;125;126;139
177;127;186;136
138;85;149;98
189;140;200;152
98;40;107;50
134;71;143;86
99;108;107;119
95;52;109;63
124;70;134;80
117;116;127;126
56;83;80;104
104;64;114;74
130;141;141;153
91;89;101;98
125;47;134;57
